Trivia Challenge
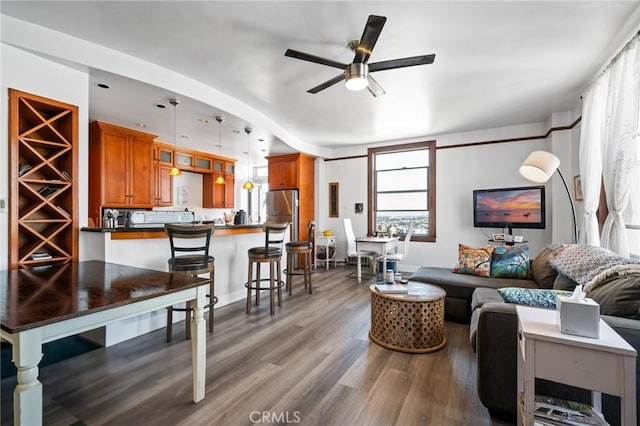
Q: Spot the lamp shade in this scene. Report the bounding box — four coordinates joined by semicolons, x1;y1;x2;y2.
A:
519;151;560;183
345;63;369;91
168;166;181;176
242;180;255;190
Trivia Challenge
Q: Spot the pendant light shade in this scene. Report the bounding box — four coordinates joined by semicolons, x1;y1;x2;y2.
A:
243;127;254;191
214;116;226;185
168;98;182;177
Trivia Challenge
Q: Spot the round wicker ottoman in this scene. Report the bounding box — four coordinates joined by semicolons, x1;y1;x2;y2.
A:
369;282;447;353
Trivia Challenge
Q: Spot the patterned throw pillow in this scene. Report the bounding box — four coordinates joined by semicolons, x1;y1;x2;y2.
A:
490;245;530;278
498;287;572;309
453;244;493;277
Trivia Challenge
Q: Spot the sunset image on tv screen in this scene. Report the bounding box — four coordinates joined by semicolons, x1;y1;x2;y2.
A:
475;189;542;224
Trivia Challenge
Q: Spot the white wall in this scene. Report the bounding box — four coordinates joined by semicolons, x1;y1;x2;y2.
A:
1;44;90;270
319;120;580;271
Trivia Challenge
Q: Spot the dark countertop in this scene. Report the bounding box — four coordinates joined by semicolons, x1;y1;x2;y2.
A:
81;223;264;233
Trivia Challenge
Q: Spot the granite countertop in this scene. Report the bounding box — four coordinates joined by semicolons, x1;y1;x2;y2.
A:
81;223;264;233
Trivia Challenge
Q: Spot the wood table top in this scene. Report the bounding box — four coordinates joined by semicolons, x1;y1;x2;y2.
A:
0;261;210;333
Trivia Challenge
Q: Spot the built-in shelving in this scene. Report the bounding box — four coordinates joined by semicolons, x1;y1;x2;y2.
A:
9;89;79;268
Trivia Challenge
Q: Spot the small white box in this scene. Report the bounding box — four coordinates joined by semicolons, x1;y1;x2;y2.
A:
555;295;600;338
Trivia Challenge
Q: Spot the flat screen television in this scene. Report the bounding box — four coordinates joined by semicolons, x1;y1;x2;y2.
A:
473;185;545;233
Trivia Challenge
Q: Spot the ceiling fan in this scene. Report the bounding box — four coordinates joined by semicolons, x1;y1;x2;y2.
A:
285;15;435;97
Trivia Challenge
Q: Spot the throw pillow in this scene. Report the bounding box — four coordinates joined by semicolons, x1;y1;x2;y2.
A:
498;287;572;310
530;245;566;289
490;245;530;278
586;273;640;319
453;244;493;277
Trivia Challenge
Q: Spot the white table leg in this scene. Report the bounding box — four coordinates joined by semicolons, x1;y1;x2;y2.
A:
621;355;636;426
12;328;43;426
190;285;207;403
357;249;362;284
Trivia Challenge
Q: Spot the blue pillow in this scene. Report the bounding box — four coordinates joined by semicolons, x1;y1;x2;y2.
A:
498;287;572;309
491;245;529;278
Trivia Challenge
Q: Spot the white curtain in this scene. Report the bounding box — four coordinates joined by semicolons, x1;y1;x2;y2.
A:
601;34;640;257
578;76;607;246
579;32;640;257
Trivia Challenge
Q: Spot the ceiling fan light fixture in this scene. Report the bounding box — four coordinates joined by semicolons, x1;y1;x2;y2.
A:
345;63;368;91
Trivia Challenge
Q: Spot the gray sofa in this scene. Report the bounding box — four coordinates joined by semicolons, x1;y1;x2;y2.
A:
410;244;640;425
408;266;540;323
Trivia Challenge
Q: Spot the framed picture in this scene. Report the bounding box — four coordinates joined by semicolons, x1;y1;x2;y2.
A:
492;233;505;241
355;203;363;214
329;182;339;217
573;175;583;201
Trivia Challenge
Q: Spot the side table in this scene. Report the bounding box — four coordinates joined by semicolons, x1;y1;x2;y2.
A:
369;282;447;353
315;235;336;270
516;305;636;426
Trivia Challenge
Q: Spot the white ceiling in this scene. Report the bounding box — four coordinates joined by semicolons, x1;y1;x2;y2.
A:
2;1;640;166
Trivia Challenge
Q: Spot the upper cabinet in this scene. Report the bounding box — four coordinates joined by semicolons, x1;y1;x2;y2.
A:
153;143;174;207
9;89;79;268
267;154;299;189
203;156;237;208
89;121;155;224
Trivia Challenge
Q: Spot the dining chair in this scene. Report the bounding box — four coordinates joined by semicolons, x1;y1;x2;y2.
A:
386;220;414;266
344;218;379;278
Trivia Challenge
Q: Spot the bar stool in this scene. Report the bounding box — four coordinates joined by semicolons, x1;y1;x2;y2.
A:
245;222;289;315
165;223;216;342
284;221;315;295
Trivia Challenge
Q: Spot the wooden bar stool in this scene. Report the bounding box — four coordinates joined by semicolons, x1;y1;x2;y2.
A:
285;221;315;295
245;222;289;315
165;223;216;342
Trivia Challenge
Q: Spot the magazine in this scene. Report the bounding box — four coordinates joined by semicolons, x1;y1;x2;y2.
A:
374;284;407;294
533;395;609;426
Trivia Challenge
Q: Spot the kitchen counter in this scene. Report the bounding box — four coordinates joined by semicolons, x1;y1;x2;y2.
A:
81;223;264;239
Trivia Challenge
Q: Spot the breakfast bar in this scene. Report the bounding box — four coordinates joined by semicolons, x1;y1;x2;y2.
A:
0;261;211;426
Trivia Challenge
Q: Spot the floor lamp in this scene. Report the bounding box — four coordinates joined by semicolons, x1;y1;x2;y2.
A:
519;150;577;243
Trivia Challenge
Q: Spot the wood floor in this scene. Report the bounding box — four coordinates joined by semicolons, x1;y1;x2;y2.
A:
1;266;514;426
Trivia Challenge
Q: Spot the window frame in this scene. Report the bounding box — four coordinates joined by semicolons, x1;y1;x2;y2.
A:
367;140;437;242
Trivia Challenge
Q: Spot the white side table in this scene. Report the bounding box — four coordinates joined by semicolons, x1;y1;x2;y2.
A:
516;305;636;426
315;235;336;270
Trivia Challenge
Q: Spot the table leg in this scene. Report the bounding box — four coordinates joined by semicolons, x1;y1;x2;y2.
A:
12;328;43;426
621;355;636;426
190;285;207;403
357;249;362;283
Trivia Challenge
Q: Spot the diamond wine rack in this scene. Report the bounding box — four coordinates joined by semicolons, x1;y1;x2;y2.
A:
9;89;78;268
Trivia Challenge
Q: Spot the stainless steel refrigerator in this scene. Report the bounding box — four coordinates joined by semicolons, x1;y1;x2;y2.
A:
265;189;299;242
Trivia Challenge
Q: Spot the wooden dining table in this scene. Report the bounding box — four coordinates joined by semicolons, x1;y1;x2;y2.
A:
0;261;211;426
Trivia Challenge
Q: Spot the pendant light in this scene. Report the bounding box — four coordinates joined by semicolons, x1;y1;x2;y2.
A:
242;127;255;191
214;116;226;185
168;98;182;176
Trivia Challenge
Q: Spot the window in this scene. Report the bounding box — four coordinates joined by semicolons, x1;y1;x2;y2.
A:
368;141;436;242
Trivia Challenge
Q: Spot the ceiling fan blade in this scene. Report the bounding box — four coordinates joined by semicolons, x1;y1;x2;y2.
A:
307;73;345;94
366;75;386;97
285;49;347;70
354;15;387;64
369;54;436;73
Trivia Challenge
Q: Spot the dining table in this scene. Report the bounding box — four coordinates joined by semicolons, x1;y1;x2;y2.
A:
0;261;211;426
355;236;398;283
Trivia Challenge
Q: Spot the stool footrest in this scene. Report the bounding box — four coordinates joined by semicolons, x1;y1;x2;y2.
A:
244;278;286;291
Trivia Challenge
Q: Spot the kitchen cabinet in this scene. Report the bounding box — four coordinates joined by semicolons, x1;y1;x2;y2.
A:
89;121;155;224
267;155;299;189
195;155;213;173
153;144;173;207
8;89;79;268
203;172;235;208
266;153;315;250
174;150;195;170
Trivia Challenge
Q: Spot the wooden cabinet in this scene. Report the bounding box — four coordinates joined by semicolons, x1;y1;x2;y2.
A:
195;155;213;173
266;153;315;245
174;150;195;170
203;157;236;208
9;89;79;268
268;155;299;189
89;121;155;224
153;143;173;207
